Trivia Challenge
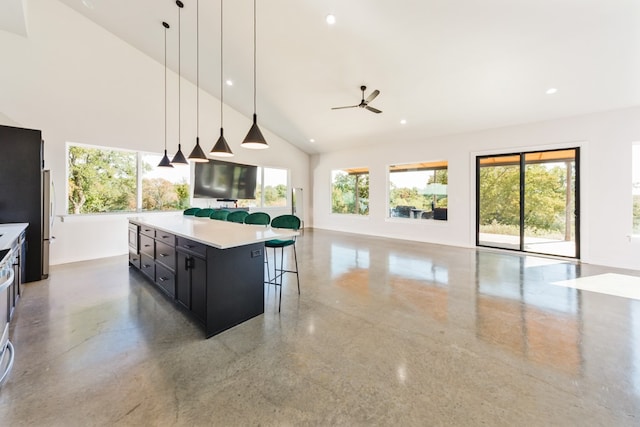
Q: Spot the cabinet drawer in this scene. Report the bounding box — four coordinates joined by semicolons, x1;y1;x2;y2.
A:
140;254;155;281
155;241;176;271
140;225;155;238
155;263;175;297
129;251;141;269
155;230;175;246
176;237;207;258
140;234;155;257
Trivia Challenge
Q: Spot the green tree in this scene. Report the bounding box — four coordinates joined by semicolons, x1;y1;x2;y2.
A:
331;172;369;215
68;146;136;214
479;164;568;234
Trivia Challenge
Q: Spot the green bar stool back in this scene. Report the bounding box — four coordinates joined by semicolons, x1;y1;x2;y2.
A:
210;209;230;221
194;208;215;217
243;212;271;226
227;210;249;223
183;207;201;216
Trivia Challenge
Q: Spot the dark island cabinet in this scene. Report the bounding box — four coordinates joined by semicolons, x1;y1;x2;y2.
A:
128;219;266;338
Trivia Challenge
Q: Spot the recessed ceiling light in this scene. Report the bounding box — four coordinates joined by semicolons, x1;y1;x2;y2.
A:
400;119;407;125
326;14;336;25
546;88;558;95
309;138;315;143
225;80;233;86
82;0;95;9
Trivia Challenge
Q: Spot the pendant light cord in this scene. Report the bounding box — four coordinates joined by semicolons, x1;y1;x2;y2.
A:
196;0;199;136
253;0;256;114
164;24;168;151
178;4;182;145
220;0;224;128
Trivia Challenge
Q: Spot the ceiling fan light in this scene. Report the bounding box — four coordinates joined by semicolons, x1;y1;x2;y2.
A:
158;149;174;168
241;114;269;149
210;128;234;157
188;137;209;162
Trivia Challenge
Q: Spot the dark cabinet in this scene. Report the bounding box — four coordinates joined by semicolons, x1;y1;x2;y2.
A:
128;220;266;338
176;242;207;324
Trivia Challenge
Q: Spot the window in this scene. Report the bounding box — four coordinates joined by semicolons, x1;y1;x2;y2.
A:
67;144;190;214
238;167;289;208
331;168;369;215
633;143;640;234
388;161;448;220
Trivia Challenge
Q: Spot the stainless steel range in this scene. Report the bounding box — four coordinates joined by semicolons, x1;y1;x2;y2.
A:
0;248;16;387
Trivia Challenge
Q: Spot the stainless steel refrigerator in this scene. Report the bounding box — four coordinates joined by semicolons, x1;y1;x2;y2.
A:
0;125;50;282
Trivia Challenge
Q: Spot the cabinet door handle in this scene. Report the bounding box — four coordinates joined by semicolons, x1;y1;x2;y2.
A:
144;244;151;248
142;264;151;268
159;253;168;257
159;277;168;282
184;244;194;249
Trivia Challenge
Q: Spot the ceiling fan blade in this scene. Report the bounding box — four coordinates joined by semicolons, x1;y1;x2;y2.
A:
366;106;382;114
331;105;359;110
365;89;380;103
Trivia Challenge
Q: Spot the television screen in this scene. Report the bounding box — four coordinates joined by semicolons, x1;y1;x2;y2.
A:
193;159;257;200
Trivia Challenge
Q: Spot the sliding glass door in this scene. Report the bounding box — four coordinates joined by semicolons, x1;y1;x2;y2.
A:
476;148;579;258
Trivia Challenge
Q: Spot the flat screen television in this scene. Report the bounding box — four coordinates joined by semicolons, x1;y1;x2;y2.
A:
193;159;257;200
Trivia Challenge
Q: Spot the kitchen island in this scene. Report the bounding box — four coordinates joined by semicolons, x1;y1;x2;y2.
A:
128;215;297;338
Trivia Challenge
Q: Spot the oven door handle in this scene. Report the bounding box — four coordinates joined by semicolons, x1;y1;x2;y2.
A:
0;269;14;293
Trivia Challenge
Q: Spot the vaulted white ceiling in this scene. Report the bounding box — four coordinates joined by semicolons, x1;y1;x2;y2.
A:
10;0;640;154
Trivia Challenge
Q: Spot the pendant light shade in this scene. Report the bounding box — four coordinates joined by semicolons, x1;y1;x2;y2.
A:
188;0;209;162
210;0;234;157
189;137;207;161
171;0;188;165
158;21;174;168
241;0;268;150
241;114;268;149
212;128;233;157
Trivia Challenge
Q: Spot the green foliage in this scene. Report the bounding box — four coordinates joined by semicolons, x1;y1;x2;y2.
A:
264;184;287;207
633;195;640;234
479;163;571;234
68;146;137;214
331;172;369;215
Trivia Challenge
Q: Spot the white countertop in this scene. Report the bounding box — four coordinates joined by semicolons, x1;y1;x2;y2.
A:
129;215;298;249
0;223;27;251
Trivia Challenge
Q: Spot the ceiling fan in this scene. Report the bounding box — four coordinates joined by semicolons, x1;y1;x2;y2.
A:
331;85;382;114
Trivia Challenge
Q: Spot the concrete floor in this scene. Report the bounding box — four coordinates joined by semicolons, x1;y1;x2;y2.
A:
1;228;639;426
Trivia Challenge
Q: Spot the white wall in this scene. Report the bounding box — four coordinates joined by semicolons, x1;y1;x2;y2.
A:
312;107;640;270
0;0;309;265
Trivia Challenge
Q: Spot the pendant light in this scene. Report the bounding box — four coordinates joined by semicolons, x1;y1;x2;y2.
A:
171;0;188;165
210;0;233;157
158;21;174;168
241;0;268;150
187;0;208;162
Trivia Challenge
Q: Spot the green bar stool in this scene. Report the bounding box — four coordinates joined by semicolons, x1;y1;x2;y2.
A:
183;207;201;216
244;212;272;284
243;212;270;226
210;209;230;221
265;214;300;312
227;210;249;223
194;208;215;217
